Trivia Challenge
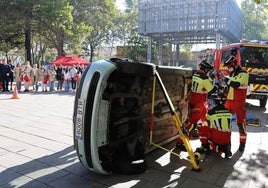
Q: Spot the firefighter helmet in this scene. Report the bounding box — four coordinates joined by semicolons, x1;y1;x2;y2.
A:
199;60;213;70
211;92;226;105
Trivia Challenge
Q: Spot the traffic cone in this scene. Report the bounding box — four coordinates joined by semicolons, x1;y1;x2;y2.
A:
11;84;19;99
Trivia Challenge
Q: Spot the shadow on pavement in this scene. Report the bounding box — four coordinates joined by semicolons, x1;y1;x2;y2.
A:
1;137;268;187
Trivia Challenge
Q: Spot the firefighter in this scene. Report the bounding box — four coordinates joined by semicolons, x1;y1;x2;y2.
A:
206;93;233;158
222;55;249;152
176;60;217;153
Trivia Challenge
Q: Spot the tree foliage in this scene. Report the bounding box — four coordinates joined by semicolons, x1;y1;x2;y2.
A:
253;0;268;8
69;0;117;62
242;0;268;40
36;0;74;57
3;0;268;66
0;0;114;64
117;0;155;62
0;0;31;60
0;0;78;63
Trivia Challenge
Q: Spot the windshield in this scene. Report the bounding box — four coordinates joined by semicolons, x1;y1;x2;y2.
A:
240;46;268;68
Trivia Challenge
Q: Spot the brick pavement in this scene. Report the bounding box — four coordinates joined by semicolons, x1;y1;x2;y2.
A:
0;92;268;188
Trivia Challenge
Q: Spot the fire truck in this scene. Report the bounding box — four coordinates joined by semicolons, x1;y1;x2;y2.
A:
201;40;268;107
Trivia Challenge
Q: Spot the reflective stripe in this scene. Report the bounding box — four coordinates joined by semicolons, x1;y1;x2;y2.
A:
208;111;232;131
199;135;208;140
192;91;208;94
211;127;230;132
213;119;221;129
192;81;198;92
238;86;247;89
211;118;231;131
240;135;247;139
191;74;214;93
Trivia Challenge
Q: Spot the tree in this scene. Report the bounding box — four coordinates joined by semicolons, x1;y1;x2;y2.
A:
3;0;45;63
241;0;268;40
253;0;268;8
0;0;87;64
114;0;149;61
0;0;27;60
70;0;117;62
123;28;148;62
36;0;75;58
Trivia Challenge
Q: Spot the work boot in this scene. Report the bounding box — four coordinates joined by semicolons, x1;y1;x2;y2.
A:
219;144;232;158
225;150;232;158
194;144;211;155
195;147;205;154
239;143;245;152
202;144;211;155
176;143;187;152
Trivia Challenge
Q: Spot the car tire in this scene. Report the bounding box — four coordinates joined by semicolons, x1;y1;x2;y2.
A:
112;158;147;175
260;96;267;108
112;140;147;175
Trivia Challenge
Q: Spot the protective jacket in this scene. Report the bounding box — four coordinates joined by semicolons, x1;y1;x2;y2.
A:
225;67;249;101
224;66;249;145
188;70;217;125
206;104;232;145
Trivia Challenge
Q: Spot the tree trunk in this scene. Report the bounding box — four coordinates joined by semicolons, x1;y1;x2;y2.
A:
25;12;32;64
90;44;94;62
57;28;65;58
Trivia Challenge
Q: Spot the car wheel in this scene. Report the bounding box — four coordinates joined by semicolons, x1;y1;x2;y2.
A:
260;96;267;108
112;140;147;175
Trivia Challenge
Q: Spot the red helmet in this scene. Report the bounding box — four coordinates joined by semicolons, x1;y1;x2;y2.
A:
199;60;213;70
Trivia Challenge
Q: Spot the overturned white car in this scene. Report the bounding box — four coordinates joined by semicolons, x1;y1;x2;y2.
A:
73;58;193;175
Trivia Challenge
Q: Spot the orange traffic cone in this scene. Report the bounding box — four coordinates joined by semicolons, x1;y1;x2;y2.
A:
11;84;19;99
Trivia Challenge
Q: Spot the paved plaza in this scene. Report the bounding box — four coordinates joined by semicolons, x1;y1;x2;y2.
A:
0;92;268;188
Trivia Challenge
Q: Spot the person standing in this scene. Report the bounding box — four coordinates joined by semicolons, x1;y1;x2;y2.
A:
7;60;14;91
56;64;64;91
70;65;77;91
48;65;56;92
64;66;71;91
1;60;11;92
32;63;40;92
222;55;249;152
22;61;33;92
0;59;3;91
38;65;47;92
13;62;23;92
176;60;218;153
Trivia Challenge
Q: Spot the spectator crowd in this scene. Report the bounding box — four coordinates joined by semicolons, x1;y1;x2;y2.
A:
0;59;86;93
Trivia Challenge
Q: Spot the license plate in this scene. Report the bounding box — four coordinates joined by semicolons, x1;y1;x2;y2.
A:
75;99;84;140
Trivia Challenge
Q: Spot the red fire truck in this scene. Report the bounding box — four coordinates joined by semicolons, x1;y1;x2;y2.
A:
201;40;268;107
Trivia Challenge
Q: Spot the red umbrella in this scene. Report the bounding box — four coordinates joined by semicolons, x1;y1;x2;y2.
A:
50;56;90;67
